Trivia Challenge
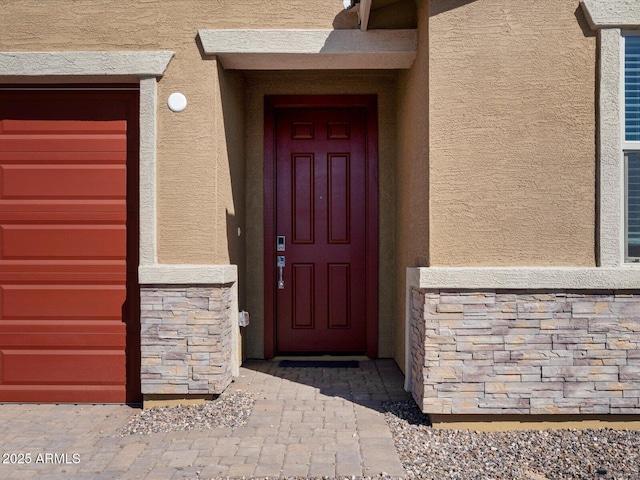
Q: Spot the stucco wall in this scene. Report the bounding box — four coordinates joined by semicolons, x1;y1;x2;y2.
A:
0;0;357;265
428;0;597;266
244;71;397;359
395;0;430;370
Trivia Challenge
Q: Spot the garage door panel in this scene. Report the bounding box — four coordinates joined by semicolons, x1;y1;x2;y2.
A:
1;285;126;320
0;201;127;224
0;91;137;403
0;211;126;223
0;151;127;164
1;165;126;199
0;328;126;348
0;319;127;334
1;225;126;259
0;350;125;384
0;385;126;403
0;137;127;154
0;260;126;283
0;260;126;273
0;119;127;135
0;331;126;349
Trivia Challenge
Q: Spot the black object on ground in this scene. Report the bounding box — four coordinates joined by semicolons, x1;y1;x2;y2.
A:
278;360;360;368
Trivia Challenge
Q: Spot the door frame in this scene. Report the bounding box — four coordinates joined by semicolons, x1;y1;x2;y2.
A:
264;95;379;358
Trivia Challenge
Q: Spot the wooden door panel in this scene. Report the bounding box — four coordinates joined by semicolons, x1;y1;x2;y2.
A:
274;106;369;353
328;264;350;328
328;154;350;243
292;264;314;328
293;154;315;243
265;96;378;358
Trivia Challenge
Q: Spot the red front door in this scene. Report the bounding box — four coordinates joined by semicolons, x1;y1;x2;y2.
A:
265;96;378;356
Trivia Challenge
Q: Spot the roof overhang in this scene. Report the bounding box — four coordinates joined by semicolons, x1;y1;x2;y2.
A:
197;29;417;70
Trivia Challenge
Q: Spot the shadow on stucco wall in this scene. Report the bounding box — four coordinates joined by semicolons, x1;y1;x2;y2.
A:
332;8;359;29
572;5;598;266
429;0;478;16
335;0;416;29
217;61;247;311
574;5;596;38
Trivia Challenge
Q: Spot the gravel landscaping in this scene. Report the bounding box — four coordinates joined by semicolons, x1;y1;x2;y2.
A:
384;400;640;480
116;391;254;436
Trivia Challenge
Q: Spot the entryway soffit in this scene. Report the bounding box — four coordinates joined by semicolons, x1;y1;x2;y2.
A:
197;29;417;70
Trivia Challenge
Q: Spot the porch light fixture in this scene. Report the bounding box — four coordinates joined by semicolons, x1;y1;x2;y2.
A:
167;92;187;112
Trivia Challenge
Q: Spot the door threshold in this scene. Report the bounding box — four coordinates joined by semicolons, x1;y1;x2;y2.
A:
271;355;370;362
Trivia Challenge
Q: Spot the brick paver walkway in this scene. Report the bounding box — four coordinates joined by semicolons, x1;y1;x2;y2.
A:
0;359;410;479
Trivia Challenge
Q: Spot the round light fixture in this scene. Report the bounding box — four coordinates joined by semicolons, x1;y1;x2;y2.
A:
168;92;187;112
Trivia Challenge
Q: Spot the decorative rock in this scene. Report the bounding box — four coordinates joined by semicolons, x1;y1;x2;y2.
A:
384;400;640;479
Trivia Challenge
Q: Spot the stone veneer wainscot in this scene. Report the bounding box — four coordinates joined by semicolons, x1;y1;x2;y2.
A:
140;285;233;395
410;289;640;415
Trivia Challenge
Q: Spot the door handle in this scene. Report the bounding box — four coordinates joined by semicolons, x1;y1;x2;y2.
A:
277;255;285;289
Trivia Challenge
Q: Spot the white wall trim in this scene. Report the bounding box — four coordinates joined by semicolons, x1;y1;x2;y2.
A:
599;29;624;267
0;51;173;77
197;29;417;69
139;264;238;285
579;2;640;266
408;266;640;290
139;77;159;266
580;0;640;29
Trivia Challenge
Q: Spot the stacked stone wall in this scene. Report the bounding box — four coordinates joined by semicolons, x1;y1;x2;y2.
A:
140;285;233;395
410;289;640;415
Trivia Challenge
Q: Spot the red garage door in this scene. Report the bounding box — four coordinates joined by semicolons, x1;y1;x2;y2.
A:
0;89;139;403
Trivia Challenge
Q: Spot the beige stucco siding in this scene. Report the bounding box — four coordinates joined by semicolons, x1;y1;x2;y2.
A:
428;0;597;266
395;0;430;370
0;0;356;265
244;71;397;359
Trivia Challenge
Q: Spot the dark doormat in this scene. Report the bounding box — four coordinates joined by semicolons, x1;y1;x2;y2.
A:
278;360;360;368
